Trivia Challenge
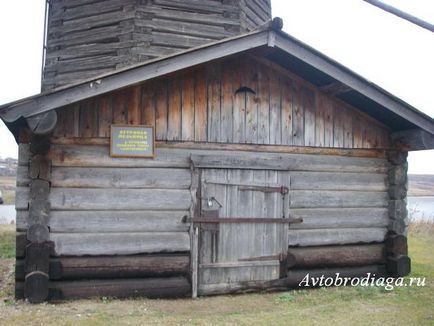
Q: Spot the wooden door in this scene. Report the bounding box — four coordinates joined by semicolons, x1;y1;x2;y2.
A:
196;168;290;294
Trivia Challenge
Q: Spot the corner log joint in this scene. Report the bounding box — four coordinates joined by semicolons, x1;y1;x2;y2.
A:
22;111;56;303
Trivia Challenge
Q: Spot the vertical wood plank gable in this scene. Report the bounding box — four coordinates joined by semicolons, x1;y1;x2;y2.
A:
142;83;156;128
113;90;128;125
269;72;281;145
220;61;234;143
303;86;316;147
54;55;390;150
244;60;259;144
79;99;98;137
194;68;207;142
292;81;304;146
127;86;141;125
333;102;344;148
167;78;182;140
314;93;325;147
207;65;222;143
233;59;246;143
181;72;195;141
155;80;168;140
98;95;113;137
256;64;270;144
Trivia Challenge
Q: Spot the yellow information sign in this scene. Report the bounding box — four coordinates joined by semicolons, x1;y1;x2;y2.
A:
110;125;155;158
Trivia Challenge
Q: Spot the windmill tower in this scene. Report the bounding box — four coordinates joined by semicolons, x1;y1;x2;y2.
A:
42;0;272;91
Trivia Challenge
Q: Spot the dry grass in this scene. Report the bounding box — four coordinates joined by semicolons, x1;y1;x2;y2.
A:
0;176;16;205
0;224;433;325
408;219;434;235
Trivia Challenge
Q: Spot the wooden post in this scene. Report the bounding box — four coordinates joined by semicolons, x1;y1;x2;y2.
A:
190;165;200;298
23;111;56;303
386;151;411;277
192;227;199;298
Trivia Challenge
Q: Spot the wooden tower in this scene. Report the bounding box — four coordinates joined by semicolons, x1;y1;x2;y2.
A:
42;0;272;91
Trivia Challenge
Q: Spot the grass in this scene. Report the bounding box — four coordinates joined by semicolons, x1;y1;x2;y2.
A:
0;225;15;258
0;176;16;205
0;222;433;325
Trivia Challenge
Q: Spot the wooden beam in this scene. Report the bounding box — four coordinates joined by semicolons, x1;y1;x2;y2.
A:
320;82;352;96
391;129;434;151
363;0;434;33
287;244;385;268
26;111;58;135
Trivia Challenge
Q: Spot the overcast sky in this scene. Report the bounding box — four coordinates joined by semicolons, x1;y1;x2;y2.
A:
0;0;433;173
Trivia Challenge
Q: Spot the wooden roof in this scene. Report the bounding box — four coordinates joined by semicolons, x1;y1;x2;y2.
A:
1;26;433;136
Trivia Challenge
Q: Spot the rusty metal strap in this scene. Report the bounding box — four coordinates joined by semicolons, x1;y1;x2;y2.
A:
238;185;289;194
185;217;303;224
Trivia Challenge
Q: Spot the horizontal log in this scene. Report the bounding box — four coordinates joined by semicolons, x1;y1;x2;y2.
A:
16;277;191;300
386;255;411;277
24;271;49;303
51;138;387;158
48;144;388;173
290;191;388;208
391;129;434;151
290;172;387;191
16;254;189;280
385;234;408;256
17;210;189;233
289;208;388;229
26;111;58;136
16;187;191;210
50;232;190;256
18;144;31;166
198;265;386;295
49;167;191;189
190;153;389;173
288;228;387;247
16;233;28;258
287;244;385;268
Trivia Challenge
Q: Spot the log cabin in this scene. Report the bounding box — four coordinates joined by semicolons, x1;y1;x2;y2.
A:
1;0;433;303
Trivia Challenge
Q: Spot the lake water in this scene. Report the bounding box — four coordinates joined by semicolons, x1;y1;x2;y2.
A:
408;196;434;221
0;205;15;224
0;197;433;224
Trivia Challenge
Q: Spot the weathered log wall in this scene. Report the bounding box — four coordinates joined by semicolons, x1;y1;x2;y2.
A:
43;0;271;90
52;56;390;149
15;141;392;298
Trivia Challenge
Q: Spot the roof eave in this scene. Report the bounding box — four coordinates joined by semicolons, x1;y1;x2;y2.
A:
0;30;270;123
272;31;434;134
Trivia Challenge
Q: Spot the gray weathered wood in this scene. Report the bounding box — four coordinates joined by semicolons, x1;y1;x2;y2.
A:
16;187;191;211
29;155;52;181
27;224;50;243
287;244;385;268
389;199;408;220
28;200;51;227
29;179;50;201
50;167;191;189
290;191;388;208
290;208;388;229
198;265;386;295
26;111;58;135
47;145;388;172
50;232;190;256
49;277;190;299
291;172;387;191
391;129;434;151
288;228;387;247
18;210;188;233
200;263;279;284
